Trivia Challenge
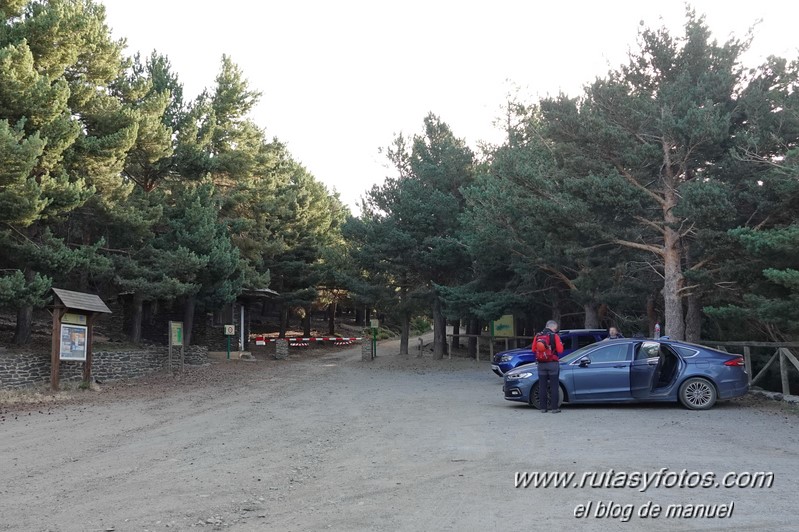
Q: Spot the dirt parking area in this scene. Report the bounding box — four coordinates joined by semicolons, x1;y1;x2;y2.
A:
1;338;798;531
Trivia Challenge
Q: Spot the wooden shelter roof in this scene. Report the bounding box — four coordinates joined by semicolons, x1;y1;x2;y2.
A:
52;288;112;314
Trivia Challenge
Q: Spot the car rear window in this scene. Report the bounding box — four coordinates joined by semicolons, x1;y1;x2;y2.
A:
673;345;699;358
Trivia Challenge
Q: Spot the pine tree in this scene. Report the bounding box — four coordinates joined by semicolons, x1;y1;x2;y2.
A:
353;114;475;356
158;180;244;345
0;0;127;342
539;11;753;340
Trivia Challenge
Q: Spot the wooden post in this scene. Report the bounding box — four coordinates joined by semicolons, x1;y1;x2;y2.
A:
750;349;780;386
781;348;799;372
489;336;494;360
779;348;791;396
50;306;64;391
743;346;752;385
83;313;94;384
476;337;480;361
48;289;111;389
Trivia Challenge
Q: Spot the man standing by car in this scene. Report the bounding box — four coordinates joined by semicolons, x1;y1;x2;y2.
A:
607;326;624;339
535;320;564;413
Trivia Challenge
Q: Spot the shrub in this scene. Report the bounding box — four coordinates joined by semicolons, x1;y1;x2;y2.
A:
410;317;431;335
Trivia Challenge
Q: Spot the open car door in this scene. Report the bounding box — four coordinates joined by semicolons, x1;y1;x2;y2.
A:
630;341;661;398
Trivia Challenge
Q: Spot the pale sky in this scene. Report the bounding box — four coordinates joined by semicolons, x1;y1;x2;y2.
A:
100;1;799;213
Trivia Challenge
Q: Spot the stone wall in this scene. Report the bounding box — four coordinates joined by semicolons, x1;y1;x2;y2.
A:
0;346;208;389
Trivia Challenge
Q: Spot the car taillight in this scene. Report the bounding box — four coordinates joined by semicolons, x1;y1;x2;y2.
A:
724;356;745;367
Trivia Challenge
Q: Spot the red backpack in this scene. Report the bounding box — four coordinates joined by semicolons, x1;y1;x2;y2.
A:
533;332;558;362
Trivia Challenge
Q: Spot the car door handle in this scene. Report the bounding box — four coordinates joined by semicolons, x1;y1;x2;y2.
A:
613;365;626;368
647;361;658;366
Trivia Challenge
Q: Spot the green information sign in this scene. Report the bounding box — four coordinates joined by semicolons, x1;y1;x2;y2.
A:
168;321;185;373
169;321;183;346
491;314;515;337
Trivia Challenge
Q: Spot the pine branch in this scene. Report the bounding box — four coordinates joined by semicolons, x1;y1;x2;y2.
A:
679;221;697;238
540;265;577;291
633;215;666;235
613;238;663;256
689;257;714;271
613;163;666;207
678;283;700;293
4;224;40;248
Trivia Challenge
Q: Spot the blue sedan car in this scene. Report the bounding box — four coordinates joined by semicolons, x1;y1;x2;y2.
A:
491;329;608;376
502;338;749;410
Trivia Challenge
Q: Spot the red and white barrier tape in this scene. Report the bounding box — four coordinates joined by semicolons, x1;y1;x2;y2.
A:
254;336;363;346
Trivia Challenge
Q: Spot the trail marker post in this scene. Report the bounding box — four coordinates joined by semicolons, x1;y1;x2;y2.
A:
224;324;235;360
370;319;379;359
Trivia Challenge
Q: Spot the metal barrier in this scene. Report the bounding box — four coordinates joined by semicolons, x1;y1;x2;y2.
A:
253;336;362;346
252;336;364;360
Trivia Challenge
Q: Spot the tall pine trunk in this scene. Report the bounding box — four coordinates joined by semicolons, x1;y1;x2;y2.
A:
79;226;92;292
663;226;685;340
398;283;409;355
128;293;144;344
183;295;196;346
432;295;446;359
303;305;312;336
583;303;599;328
279;305;288;338
14;305;32;345
467;319;478;358
661;159;686;341
683;241;702;343
400;313;409;355
450;319;460;350
550;295;562;326
13;267;35;345
646;292;658;337
327;302;337;335
685;293;702;343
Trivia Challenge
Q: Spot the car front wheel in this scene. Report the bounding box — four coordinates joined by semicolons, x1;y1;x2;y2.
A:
678;377;717;410
530;382;564;409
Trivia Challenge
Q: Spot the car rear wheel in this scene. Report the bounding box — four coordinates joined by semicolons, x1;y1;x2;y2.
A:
530;382;564;409
678;377;717;410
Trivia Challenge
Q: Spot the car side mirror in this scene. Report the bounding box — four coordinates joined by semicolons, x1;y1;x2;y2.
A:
579;358;591;367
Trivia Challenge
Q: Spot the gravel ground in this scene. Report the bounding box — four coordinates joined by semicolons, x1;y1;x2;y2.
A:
1;336;797;531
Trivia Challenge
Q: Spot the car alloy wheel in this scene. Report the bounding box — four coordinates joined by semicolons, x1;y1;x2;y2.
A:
679;377;717;410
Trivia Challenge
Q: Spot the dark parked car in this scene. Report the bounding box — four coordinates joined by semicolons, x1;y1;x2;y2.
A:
502;338;749;410
491;329;608;376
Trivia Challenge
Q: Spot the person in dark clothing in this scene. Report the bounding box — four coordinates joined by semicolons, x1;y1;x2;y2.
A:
607;326;624;339
534;320;565;413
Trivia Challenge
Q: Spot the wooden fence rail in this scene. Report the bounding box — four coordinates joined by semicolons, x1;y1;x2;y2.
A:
702;341;799;395
442;334;532;361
